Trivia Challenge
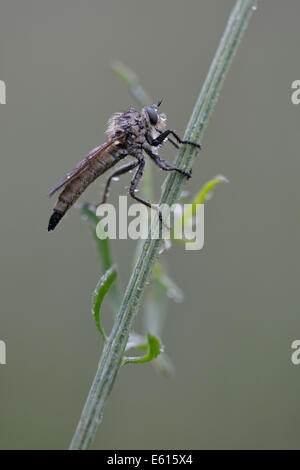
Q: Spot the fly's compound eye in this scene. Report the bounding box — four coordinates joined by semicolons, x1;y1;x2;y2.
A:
146;107;158;126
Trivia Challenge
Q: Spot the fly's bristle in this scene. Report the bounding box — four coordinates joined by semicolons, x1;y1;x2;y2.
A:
48;210;64;231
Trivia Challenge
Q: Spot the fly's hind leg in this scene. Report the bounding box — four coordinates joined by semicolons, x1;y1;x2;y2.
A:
100;159;140;204
129;159;167;227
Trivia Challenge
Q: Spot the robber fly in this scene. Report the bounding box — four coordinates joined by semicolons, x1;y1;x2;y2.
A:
48;101;201;231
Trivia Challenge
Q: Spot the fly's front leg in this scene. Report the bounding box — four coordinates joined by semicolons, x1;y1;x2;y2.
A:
143;147;192;179
100;159;140;204
154;129;180;149
167;137;180;149
129;159;166;226
150;130;201;150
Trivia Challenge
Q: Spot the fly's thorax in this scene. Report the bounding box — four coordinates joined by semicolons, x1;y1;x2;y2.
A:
106;108;146;154
106;106;167;146
106;108;141;139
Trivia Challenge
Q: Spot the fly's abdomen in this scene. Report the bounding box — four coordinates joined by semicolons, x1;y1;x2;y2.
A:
48;146;125;231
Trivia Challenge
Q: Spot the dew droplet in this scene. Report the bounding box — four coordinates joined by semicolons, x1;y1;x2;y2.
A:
164;239;172;251
112;177;120;181
159;238;172;254
179;190;190;201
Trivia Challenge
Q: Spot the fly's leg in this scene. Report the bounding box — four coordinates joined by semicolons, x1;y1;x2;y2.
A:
100;159;140;204
143;147;192;179
129;159;167;227
155;129;180;149
167;137;180;149
150;130;201;150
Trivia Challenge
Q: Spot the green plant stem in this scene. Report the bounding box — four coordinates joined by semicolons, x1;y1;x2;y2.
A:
69;0;257;450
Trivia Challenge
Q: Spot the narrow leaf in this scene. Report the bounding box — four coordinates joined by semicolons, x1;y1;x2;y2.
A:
126;334;175;377
123;333;162;365
77;203;112;272
92;265;117;340
111;61;151;107
172;174;228;240
77;203;121;311
125;332;148;352
183;174;228;220
153;263;183;304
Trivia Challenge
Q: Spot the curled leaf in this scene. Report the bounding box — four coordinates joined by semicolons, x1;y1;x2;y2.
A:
188;174;229;207
77;203;113;272
92;264;117;341
77;203;121;311
172;174;228;240
123;333;162;365
125;332;148;352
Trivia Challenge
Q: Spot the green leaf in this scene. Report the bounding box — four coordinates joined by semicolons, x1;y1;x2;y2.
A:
125;331;148;352
143;263;182;345
126;332;175;377
153;263;183;304
111;61;151;107
77;203;113;272
144;281;168;341
187;174;228;207
77;203;121;311
172;174;228;240
92;265;117;341
123;333;162;365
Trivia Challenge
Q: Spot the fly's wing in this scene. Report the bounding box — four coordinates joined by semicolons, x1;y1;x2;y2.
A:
48;135;125;197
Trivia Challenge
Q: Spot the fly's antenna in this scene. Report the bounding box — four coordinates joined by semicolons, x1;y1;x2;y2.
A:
154;99;163;108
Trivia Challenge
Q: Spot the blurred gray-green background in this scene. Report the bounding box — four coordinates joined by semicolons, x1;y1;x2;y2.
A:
1;0;300;450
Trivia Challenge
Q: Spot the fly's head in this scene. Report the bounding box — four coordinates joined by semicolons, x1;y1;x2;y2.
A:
142;100;167;140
